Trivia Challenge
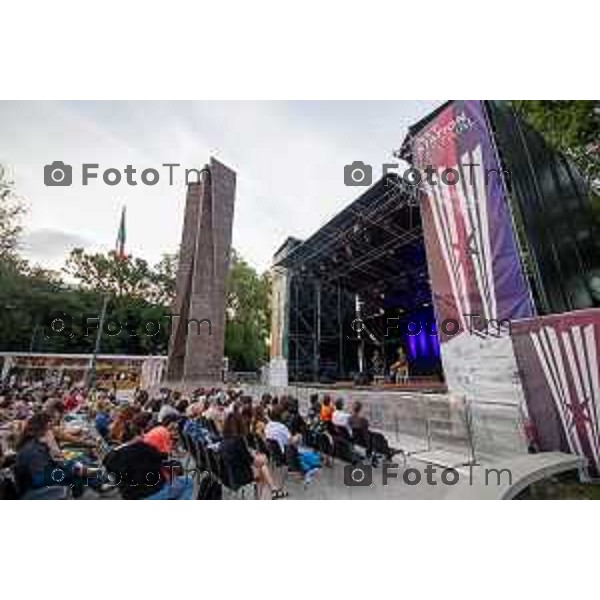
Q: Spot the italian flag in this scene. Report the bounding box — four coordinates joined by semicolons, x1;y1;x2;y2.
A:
116;206;126;259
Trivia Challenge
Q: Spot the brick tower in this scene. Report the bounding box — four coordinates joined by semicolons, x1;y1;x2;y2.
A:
167;158;236;383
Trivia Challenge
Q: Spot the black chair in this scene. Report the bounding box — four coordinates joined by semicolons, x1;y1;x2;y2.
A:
219;451;256;500
191;437;209;473
352;427;371;452
205;445;222;479
334;436;355;463
180;431;195;469
196;472;223;500
317;431;334;459
0;468;18;499
369;431;391;457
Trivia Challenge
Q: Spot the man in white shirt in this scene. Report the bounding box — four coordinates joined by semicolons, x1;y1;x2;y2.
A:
332;398;352;436
264;407;291;453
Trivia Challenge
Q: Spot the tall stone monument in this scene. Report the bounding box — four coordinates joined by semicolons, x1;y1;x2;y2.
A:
167;158;236;383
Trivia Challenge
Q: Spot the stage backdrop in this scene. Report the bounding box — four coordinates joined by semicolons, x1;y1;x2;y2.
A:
511;310;600;475
406;100;534;429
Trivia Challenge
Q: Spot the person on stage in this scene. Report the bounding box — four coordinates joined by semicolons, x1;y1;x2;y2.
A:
390;346;409;384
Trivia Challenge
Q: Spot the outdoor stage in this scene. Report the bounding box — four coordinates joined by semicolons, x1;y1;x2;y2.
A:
265;101;600;478
270;174;443;389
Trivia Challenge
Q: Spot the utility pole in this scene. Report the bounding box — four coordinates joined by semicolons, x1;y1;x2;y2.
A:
86;292;109;392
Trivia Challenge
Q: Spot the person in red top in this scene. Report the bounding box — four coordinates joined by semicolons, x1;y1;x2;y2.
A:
63;391;79;412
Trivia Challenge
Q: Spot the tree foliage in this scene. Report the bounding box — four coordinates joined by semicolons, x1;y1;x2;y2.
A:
1;240;270;370
511;101;600;211
225;249;271;371
0;164;27;262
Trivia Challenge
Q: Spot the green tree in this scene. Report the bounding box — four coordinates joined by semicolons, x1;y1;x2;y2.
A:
64;248;154;298
511;101;600;212
149;253;178;306
225;250;271;371
0;164;27;263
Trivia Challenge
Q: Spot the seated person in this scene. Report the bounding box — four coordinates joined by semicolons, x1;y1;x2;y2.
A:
94;401;112;441
283;398;306;436
307;394;321;425
44;398;96;449
183;408;220;446
14;412;99;498
63;390;80;413
348;401;393;465
319;395;334;423
331;398;352;437
348;401;369;440
390;347;409;383
104;425;193;500
220;412;285;499
264;407;292;453
250;405;267;440
203;399;226;432
286;434;320;485
157;402;179;424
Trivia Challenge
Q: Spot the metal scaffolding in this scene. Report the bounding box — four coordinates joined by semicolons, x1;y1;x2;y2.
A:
279;174;432;383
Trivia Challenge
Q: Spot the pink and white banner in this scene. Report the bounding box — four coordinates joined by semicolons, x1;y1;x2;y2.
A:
411;100;534;342
511;310;600;474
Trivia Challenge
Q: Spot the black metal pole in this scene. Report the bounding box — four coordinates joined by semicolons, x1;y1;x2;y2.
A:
86;293;109;392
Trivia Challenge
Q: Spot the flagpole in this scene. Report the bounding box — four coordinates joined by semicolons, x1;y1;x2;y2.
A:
86;206;126;394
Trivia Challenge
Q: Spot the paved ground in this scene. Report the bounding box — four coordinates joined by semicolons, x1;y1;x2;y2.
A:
283;457;472;500
81;442;531;500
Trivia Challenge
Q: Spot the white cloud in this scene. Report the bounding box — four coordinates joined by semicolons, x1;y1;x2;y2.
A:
0;100;442;274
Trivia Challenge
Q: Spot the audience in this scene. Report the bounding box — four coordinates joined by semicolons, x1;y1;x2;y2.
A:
1;377;399;501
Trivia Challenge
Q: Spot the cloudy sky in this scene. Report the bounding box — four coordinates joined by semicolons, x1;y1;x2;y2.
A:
0;101;441;273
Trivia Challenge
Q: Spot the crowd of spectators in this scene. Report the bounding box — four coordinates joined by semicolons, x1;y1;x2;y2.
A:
1;380;395;500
